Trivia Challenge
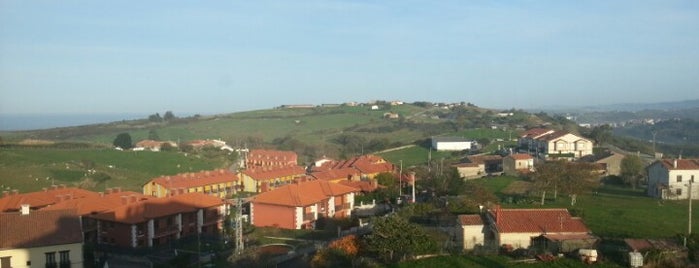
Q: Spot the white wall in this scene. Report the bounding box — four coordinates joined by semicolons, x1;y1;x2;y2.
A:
460;225;485;250
433;141;472;151
0;243;83;268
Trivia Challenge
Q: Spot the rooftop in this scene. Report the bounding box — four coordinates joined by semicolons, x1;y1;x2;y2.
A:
0;209;83;249
253;180;358;207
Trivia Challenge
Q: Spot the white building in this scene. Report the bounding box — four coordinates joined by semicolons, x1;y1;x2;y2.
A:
431;137;475;151
647;158;699;200
457;215;485;251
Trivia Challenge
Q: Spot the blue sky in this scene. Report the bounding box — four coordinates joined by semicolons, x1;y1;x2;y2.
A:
1;1;698;116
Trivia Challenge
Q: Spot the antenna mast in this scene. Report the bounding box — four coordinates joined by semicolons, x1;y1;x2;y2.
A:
234;197;244;255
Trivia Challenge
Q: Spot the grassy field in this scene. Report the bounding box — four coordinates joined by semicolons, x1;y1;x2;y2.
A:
475;176;699;239
0;148;221;193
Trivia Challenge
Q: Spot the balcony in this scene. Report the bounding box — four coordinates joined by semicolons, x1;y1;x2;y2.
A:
335;203;351;211
153;225;179;237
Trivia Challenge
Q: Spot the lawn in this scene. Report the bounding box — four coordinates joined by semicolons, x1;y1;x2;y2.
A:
379;145;455;168
0;148;221;193
473;176;699;239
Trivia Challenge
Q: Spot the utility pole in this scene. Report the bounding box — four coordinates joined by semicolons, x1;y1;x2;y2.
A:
235;197;244;255
399;160;403;197
688;180;693;247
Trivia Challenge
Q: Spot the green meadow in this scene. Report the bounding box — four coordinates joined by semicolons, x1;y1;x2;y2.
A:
0;148;220;193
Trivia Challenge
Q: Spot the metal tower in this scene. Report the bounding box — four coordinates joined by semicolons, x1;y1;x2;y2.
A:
234;197;244;255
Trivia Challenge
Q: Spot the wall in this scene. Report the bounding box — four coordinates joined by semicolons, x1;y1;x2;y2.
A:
251;203;297;229
433;141;472;151
459;225;485;251
0;243;84;268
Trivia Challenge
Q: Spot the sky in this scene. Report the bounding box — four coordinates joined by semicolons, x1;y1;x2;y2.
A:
1;0;698;117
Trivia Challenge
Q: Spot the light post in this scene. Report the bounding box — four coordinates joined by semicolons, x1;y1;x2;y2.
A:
686;180;693;247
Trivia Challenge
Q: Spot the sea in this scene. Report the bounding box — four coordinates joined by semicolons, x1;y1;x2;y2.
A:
0;113;148;131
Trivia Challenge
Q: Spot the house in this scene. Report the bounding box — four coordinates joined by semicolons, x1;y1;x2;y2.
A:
250;180;358;229
245;149;298;169
239;166;308;193
519;129;593;160
594;152;626;177
143;169;239;198
313;155;394;180
457;214;485;251
88;192;226;248
647;158;699;200
134;139;178;151
531;233;599;254
0;208;84;268
41;188;152;245
503;154;534;176
383;112;400;119
310;167;362;183
431;136;475;151
485;207;592;249
0;185;99;212
452;162;485;179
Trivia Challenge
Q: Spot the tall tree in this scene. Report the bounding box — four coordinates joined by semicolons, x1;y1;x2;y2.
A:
589;124;613;145
363;214;438;263
559;162;598;206
113;133;133;149
531;160;566;205
621;154;645;189
163;111;176;121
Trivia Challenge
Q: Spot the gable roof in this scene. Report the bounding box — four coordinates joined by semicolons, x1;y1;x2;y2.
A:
0;209;83;249
654;159;699;170
521;128;555;139
338;180;381;193
42;191;150;216
89;192;224;224
0;186;99;212
247;149;298;164
310;167;360;181
490;208;590;234
147;169;239;189
507;154;533;160
458;214;484;226
253;180;358;207
241;166;307;181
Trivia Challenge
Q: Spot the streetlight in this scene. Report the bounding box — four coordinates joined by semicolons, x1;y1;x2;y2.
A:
685;180;693;247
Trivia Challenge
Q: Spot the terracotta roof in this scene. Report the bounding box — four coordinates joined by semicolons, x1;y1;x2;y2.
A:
253;180;358;207
42;191;150;216
248;149;298;164
490;208;590;234
338;180;380;193
148;169;239;189
656;159;699;170
89;192;223;224
241;166;307;181
458;214;484;226
310;168;360;181
508;154;533;160
0;186;99;212
0;209;83;249
521;128;555;139
467;155;503;164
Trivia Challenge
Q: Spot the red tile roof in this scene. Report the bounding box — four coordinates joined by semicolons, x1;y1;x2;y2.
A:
0;186;99;212
310;167;360;181
521;128;555;139
490;208;590;234
537;130;574;141
89;192;224;224
241;166;307;181
247;149;298;166
656;159;699;170
458;214;484;226
253;180;358;207
338;180;381;193
314;155;394;175
42;191;150;216
0;209;83;249
467;155;503;164
148;169;239;189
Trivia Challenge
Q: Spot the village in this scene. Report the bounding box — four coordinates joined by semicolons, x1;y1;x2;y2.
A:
2;122;698;268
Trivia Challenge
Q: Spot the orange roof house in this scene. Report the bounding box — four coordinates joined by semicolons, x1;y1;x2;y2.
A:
503;154;535;176
647;158;699;200
0;185;99;212
239;166;307;193
485;208;592;249
0;208;84;268
251;180;359;229
143;169;239;198
246;149;298;168
87;192;226;248
313;155;394;179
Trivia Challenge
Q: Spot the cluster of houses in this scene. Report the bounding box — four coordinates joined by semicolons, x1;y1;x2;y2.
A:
0;149;394;267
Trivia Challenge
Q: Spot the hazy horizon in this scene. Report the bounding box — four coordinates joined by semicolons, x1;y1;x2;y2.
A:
2;1;698;116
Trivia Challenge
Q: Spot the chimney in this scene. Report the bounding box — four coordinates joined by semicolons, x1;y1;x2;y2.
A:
51;185;58;190
59;184;66;189
121;196;129;205
20;204;30;215
674;159;678;169
12;189;19;195
43;187;48;192
99;192;104;197
495;205;501;224
2;191;8;198
130;195;137;204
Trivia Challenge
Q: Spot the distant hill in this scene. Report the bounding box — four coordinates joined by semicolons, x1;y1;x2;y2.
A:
532;99;699;125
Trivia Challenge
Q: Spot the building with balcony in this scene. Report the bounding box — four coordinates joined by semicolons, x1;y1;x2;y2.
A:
250;180;358;229
239;166;307;193
143;169;239;198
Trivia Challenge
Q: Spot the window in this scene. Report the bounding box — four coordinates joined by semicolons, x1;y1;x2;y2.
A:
1;256;11;268
677;188;683;196
45;252;56;268
678;175;683;183
59;251;70;268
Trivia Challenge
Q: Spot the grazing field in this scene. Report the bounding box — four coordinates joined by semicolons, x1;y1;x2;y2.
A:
0;148;221;193
475;176;699;239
